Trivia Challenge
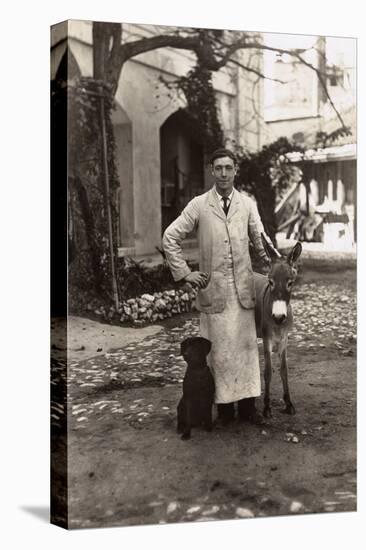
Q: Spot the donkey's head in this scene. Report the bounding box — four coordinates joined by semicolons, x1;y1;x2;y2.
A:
261;234;302;325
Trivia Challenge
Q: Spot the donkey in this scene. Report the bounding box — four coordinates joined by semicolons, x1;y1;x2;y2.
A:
254;234;302;419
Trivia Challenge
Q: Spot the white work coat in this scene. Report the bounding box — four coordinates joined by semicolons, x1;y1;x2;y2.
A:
162;187;268;313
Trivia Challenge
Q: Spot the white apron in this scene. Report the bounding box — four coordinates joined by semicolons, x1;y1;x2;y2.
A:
200;249;261;404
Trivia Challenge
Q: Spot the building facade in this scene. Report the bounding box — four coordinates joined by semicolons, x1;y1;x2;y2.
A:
51;20;265;258
262;34;357;249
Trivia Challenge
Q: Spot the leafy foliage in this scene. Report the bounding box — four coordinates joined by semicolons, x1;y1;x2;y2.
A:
315;126;352;148
65;77;120;307
177;65;224;152
117;257;180;299
160;62;223;153
235;137;304;244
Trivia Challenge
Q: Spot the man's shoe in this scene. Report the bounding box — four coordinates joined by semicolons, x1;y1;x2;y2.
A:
237;397;256;419
238;401;264;424
220;415;235;426
217;403;235;426
246;409;265;425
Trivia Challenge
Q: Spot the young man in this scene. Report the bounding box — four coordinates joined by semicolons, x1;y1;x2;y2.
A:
163;148;271;424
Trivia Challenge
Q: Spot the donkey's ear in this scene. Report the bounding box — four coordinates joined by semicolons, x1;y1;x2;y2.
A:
261;233;280;262
287;242;302;265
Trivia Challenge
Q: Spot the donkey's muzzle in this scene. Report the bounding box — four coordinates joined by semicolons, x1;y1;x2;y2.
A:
272;314;286;324
272;300;287;324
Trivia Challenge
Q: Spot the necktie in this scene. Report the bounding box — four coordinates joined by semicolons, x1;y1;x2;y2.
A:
222;196;230;216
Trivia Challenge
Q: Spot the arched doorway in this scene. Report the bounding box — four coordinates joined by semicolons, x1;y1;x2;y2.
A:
160;109;204;233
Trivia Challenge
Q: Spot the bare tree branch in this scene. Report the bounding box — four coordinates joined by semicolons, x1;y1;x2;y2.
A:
240;42;347;129
121;33;199;61
108;24;122;65
195;33;346;127
92;23;350;128
99;30;201;93
106;23;123;89
92;22;109;80
226;56;288;84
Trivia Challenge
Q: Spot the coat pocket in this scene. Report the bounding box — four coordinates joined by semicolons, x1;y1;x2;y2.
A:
197;272;226;308
197;282;213;306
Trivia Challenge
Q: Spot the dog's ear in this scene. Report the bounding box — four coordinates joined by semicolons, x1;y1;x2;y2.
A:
200;337;211;357
180;338;189;356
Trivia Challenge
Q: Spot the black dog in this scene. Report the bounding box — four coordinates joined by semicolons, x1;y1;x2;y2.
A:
177;336;215;440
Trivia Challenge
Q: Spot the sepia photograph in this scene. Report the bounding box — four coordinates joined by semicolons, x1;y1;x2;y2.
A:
50;17;357;530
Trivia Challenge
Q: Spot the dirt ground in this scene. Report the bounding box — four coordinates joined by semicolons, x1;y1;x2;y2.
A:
52;268;357;529
51;316;163;362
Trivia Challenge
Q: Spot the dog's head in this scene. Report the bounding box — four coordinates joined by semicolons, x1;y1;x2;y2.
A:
180;337;211;367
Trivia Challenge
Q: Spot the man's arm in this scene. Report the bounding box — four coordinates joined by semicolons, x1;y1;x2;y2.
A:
247;197;275;263
162;198;202;282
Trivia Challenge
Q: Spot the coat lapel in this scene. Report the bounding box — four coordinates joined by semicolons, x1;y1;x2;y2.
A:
226;188;240;220
207;187;226;221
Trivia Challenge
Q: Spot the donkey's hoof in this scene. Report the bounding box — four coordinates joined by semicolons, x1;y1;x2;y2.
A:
282;404;296;415
181;433;191;440
263;407;273;419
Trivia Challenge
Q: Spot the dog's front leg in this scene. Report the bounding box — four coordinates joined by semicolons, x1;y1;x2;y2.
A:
181;401;192;440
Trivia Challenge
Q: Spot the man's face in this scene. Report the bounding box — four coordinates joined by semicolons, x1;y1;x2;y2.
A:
211;156;237;195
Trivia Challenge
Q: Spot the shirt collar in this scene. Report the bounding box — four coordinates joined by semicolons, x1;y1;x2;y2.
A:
214;187;234;203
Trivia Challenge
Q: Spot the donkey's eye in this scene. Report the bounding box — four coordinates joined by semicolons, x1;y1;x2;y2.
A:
287;280;293;289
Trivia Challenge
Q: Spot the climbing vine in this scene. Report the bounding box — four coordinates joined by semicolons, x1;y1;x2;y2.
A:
160;63;224;153
65;77;120;308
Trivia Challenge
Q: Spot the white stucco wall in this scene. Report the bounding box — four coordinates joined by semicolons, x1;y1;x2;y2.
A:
51;20;264;255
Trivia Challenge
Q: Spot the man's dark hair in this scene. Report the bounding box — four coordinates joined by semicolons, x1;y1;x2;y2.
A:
209;148;237;166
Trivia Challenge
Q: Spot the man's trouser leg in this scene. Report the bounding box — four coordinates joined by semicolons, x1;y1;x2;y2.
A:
237;397;256;420
217;403;235;423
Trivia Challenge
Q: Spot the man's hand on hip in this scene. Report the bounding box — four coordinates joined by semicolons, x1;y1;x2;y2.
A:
184;271;209;288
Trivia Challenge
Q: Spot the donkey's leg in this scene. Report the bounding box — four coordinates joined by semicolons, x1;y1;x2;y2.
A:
263;335;273;418
279;338;296;415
